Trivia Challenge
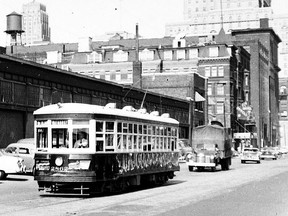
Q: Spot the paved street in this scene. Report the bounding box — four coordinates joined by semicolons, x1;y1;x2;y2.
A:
1;156;288;216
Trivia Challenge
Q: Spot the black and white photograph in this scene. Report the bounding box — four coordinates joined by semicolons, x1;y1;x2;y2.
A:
0;0;288;215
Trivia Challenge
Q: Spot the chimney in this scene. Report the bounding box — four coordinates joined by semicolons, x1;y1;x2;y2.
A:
260;18;269;28
135;23;139;62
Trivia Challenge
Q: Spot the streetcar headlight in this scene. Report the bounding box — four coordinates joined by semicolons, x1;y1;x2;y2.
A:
55;157;64;166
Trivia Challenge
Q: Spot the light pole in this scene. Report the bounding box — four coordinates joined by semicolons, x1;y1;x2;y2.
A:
186;96;194;146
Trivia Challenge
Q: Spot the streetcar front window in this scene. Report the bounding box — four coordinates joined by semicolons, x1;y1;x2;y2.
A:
52;129;68;148
73;129;89;148
37;128;48;148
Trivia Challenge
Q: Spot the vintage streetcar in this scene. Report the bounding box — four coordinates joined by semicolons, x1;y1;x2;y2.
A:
33;103;180;195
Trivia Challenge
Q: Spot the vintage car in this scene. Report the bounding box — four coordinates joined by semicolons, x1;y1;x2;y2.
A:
260;149;278;160
0;151;25;180
3;138;35;174
241;148;261;164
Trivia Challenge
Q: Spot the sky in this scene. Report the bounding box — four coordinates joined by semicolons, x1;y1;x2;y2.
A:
0;0;287;47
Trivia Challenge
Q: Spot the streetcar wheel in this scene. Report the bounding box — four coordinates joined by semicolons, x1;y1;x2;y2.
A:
188;166;194;172
32;166;36;176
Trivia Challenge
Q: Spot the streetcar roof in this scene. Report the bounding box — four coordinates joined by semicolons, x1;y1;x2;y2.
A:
33;103;179;125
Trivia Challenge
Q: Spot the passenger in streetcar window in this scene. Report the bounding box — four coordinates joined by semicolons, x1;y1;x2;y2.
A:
74;132;88;148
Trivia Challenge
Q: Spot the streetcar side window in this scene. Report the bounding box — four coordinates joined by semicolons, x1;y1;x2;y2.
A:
96;121;103;132
37;128;48;148
52;128;69;148
73;129;89;148
96;140;103;151
106;121;114;132
105;134;114;150
96;121;104;152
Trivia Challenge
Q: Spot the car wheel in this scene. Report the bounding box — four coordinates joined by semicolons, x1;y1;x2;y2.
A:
188;166;194;172
0;170;7;180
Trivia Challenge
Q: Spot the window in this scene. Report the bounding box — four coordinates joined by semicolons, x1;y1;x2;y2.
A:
209;47;218;57
164;50;173;60
280;86;287;95
52;128;69;148
177;49;185;60
211;67;217;77
245;75;249;86
113;50;128;62
37;128;48;148
189;49;198;59
208;84;212;95
205;67;211;77
73;129;89;148
218;66;224;76
217;84;225;95
139;48;154;61
216;102;224;114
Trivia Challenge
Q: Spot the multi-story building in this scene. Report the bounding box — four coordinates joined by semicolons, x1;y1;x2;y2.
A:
22;0;50;45
165;0;272;37
232;19;281;148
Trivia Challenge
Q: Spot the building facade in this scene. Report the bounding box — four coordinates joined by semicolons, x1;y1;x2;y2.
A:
22;1;50;45
166;0;272;37
232;22;281;148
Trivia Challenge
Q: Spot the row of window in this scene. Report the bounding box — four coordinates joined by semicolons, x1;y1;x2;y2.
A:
208;84;225;96
205;66;224;77
95;121;177;136
36;120;178;153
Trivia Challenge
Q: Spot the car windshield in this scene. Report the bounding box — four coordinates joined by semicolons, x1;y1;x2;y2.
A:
5;146;17;154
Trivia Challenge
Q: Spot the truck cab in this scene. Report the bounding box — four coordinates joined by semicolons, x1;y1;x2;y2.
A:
186;122;233;171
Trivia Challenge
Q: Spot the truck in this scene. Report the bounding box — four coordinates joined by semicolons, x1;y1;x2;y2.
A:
186;121;233;171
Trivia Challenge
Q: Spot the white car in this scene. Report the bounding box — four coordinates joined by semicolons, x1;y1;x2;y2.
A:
0;151;25;180
241;148;261;164
3;139;35;174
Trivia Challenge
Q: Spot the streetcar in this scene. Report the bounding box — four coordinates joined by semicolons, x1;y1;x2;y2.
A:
33;103;180;195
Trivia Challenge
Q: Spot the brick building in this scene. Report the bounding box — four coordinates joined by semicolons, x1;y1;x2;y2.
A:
231;20;281;148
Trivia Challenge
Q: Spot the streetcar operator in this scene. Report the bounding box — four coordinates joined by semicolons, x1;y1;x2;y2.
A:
74;132;88;148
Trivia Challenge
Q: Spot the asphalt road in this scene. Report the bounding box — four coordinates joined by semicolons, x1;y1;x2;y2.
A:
1;156;288;216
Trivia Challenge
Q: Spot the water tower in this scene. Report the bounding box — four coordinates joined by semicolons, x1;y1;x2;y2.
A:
5;11;24;47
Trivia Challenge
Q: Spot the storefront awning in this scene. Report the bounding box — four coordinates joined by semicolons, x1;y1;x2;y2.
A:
195;92;206;102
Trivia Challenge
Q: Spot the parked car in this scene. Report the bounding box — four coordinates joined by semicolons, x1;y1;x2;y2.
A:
241;148;261;164
0;151;25;180
279;147;288;154
3;138;35;174
260;149;278;160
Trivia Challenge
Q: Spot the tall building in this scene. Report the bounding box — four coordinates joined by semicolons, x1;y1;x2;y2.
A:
165;0;272;37
22;1;50;45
